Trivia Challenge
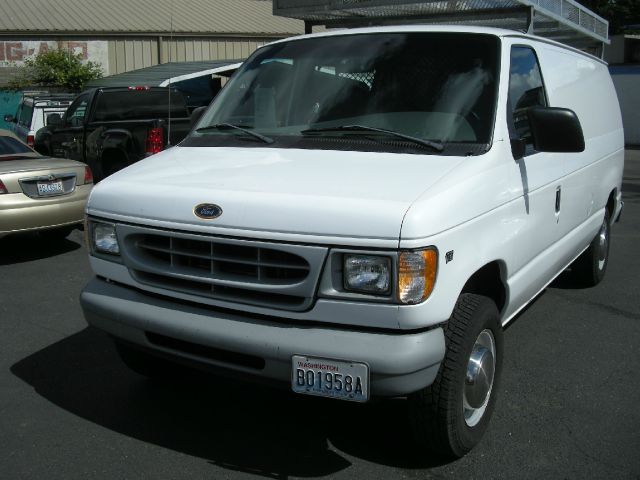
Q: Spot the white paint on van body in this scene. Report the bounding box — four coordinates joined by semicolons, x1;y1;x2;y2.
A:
86;26;624;331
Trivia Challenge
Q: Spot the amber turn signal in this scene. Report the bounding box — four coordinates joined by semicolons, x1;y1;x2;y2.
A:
397;249;438;304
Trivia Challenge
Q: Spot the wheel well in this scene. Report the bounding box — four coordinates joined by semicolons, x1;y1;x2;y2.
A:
461;262;507;313
606;189;616;220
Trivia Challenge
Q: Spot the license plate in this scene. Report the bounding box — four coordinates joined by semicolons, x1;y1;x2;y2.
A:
37;181;64;196
291;355;369;402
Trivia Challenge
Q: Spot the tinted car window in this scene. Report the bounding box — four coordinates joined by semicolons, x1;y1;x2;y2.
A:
508;46;547;146
173;76;221;110
64;94;91;127
18;104;34;127
93;89;189;121
0;136;33;155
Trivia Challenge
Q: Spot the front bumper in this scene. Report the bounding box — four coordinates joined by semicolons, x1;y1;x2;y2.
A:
81;277;446;397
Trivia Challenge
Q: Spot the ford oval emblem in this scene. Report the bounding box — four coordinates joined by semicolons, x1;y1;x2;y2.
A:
194;203;223;220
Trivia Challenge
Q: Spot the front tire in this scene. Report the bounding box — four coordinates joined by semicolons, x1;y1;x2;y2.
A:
408;294;503;458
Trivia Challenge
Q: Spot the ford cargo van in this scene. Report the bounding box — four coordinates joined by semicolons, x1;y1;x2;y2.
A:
80;26;624;457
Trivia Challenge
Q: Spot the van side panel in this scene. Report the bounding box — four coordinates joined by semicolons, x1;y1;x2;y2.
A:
400;39;624;328
535;43;624;266
536;46;623;146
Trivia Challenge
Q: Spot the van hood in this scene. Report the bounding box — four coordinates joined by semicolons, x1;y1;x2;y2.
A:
88;146;463;244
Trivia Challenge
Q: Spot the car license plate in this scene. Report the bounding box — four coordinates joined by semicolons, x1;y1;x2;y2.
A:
291;355;369;402
37;181;64;196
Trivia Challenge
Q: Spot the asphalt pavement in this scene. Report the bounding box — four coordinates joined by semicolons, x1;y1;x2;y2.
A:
1;150;639;479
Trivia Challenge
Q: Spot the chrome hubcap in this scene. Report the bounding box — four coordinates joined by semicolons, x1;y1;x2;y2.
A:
463;329;496;427
597;219;608;271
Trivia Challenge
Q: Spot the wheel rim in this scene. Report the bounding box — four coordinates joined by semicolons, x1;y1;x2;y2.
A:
597;218;609;271
463;329;496;427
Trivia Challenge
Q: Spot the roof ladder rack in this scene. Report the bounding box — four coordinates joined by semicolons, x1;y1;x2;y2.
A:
273;0;609;58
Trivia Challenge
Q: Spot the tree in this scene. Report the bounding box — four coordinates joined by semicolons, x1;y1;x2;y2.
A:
580;0;640;35
8;49;102;91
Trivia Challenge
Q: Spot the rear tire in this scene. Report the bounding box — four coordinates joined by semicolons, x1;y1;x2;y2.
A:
408;294;503;458
570;210;610;287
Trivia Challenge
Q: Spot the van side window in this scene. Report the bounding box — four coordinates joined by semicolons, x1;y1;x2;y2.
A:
14;104;22;124
18;103;34;128
508;47;547;148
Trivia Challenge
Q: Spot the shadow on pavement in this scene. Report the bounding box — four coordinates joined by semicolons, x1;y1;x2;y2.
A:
0;231;81;265
548;269;584;290
11;327;451;477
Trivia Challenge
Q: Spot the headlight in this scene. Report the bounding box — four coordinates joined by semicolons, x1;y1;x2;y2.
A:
92;221;120;255
344;254;391;294
398;249;438;304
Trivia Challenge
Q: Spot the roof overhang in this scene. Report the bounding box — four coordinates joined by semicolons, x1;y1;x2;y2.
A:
86;60;243;89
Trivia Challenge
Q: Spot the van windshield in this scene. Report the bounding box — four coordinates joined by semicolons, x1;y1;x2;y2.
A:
191;32;500;154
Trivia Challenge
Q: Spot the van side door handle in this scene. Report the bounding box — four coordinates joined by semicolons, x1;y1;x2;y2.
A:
555;186;562;214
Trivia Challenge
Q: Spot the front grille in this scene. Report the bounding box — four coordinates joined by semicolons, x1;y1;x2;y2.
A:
137;235;310;284
135;270;308;309
118;226;327;311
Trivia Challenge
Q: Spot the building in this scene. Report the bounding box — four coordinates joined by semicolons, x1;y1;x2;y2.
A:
606;34;640;146
0;0;303;86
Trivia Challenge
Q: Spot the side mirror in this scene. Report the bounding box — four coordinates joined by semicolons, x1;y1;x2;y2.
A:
528;106;585;153
510;138;526;160
4;114;14;123
190;106;207;129
47;113;63;128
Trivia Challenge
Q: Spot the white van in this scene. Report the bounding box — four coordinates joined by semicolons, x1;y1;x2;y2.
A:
80;26;624;457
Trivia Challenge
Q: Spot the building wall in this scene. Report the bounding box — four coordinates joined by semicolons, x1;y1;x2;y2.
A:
604;35;626;65
108;38;158;74
107;37;271;75
0;35;282;85
160;37;268;64
0;38;110;84
0;90;21;129
610;68;640;146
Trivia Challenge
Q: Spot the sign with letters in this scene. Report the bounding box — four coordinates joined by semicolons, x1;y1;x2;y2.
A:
0;40;108;72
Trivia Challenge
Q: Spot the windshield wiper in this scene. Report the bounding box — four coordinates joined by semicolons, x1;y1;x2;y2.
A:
301;125;444;152
196;123;274;144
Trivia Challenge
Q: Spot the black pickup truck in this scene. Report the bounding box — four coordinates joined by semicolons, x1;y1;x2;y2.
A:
35;87;191;181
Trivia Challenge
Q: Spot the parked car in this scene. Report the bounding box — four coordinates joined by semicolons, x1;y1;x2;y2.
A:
34;86;192;181
0;129;92;239
79;26;624;457
3;93;75;148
